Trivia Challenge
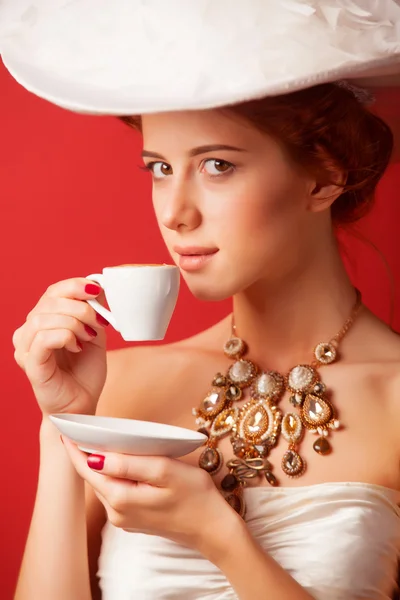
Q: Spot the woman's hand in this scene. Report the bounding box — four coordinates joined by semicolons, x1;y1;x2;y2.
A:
62;437;241;558
12;278;109;417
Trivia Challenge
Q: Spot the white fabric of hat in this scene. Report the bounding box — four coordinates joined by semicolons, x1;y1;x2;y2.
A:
0;0;400;114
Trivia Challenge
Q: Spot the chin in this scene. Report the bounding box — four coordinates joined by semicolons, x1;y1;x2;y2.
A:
181;272;241;302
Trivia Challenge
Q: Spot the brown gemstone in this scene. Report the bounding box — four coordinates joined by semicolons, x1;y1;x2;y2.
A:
197;427;209;438
265;471;278;486
226;493;244;515
199;448;221;473
313;437;332;455
221;473;239;492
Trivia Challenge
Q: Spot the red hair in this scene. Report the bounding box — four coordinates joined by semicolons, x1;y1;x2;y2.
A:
119;82;393;225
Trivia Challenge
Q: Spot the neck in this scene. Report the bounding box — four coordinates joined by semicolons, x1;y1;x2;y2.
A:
232;236;358;372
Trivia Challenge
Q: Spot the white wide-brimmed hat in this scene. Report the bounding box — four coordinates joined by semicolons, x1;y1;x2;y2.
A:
0;0;400;116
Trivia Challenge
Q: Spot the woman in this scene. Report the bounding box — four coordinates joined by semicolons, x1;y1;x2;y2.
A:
3;1;400;599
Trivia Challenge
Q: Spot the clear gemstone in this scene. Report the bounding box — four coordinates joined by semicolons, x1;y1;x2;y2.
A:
212;408;236;434
315;343;337;364
308;398;325;421
203;391;223;412
248;410;264;434
288;366;314;391
287;415;297;434
281;450;304;476
285;451;298;469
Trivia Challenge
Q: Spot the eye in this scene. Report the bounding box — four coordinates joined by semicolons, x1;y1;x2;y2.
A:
140;161;172;179
202;159;235;177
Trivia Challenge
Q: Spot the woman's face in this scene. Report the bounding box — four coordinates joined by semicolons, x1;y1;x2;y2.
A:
140;109;327;301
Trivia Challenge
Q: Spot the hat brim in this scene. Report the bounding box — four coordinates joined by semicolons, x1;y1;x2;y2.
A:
2;49;400;116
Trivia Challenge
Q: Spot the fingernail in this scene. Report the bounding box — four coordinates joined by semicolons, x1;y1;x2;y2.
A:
76;339;83;351
85;284;101;296
84;324;97;337
60;435;64;444
96;313;110;327
87;455;105;470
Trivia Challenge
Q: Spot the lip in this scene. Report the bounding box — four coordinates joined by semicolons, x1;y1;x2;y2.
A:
173;246;219;256
173;246;219;272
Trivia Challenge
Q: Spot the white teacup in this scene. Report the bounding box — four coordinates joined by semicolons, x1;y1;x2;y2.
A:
86;264;180;341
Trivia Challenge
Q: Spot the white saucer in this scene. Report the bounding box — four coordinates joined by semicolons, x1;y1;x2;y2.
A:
49;414;207;457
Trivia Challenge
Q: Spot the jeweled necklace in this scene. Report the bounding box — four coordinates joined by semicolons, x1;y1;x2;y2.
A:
193;290;363;518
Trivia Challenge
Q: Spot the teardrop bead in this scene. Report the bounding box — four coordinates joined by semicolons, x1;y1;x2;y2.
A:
226;493;245;517
313;437;332;455
221;474;239;492
265;471;278;486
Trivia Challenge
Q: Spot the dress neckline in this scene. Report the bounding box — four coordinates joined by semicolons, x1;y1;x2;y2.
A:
243;480;400;498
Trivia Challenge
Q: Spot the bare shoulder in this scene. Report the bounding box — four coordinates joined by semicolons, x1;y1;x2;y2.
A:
95;315;230;421
354;308;400;422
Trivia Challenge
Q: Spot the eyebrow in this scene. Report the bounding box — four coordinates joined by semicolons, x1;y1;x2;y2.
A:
141;144;247;160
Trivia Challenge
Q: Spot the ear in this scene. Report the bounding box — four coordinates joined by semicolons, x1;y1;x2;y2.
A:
307;181;345;213
307;157;347;214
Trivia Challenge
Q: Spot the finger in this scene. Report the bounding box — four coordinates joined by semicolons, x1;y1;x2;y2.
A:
85;450;182;488
24;329;83;385
28;296;108;329
43;278;103;302
15;297;108;363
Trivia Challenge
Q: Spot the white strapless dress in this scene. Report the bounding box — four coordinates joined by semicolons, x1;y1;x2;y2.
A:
98;482;400;600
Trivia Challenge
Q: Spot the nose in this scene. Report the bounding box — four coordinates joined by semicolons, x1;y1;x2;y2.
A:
158;178;202;232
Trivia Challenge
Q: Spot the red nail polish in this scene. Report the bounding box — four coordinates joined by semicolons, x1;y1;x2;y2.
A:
84;324;97;337
85;284;101;295
76;339;83;351
87;455;105;470
96;313;110;326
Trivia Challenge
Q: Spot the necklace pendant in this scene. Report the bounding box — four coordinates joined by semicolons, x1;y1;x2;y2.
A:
281;413;303;443
301;393;334;429
238;400;275;443
281;448;306;478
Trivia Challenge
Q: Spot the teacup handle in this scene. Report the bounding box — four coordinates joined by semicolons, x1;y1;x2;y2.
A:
85;273;118;330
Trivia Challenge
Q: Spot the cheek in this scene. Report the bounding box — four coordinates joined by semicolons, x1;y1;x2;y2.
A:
222;174;306;251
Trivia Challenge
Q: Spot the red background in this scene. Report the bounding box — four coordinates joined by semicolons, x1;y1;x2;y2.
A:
1;59;400;599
